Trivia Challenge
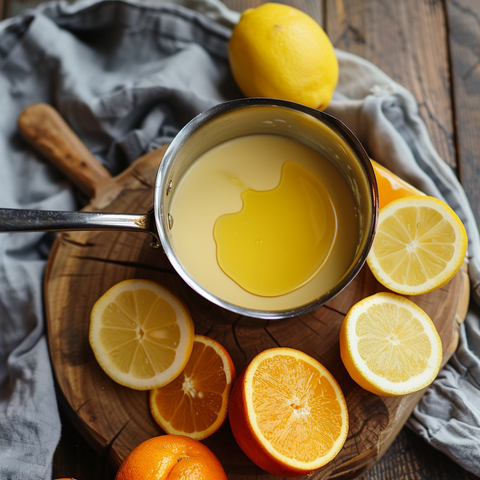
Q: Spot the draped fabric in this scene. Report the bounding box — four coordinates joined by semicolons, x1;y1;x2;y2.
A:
0;1;478;478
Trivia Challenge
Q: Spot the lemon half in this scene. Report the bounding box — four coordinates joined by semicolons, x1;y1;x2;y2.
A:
89;279;194;390
340;292;443;396
367;195;467;295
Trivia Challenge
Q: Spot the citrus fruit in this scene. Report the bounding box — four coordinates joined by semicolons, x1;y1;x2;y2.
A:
228;348;348;477
367;195;468;295
371;159;424;210
150;335;236;440
339;292;443;396
115;434;227;480
89;279;195;390
228;3;338;109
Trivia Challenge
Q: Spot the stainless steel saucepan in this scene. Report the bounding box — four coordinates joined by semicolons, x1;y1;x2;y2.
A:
0;98;378;319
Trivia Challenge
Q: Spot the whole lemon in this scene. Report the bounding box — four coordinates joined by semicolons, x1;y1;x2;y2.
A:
228;3;338;110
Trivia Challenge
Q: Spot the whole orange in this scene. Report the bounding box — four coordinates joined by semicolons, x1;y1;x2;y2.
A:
115;435;227;480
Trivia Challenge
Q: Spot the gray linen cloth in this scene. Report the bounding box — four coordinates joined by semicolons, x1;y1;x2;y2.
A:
0;0;478;478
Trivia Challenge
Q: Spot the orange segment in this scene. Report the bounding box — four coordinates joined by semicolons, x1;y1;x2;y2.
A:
371;159;424;210
229;348;348;477
149;335;236;440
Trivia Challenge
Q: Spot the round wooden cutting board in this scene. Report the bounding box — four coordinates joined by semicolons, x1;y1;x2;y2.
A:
22;104;469;479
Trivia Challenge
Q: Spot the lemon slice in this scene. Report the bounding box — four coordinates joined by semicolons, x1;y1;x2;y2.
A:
339;292;443;396
89;279;194;390
367;195;467;295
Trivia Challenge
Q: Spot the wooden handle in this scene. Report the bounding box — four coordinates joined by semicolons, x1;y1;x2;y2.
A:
18;103;113;199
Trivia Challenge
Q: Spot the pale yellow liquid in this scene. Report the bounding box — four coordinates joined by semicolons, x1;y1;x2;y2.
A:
169;134;359;311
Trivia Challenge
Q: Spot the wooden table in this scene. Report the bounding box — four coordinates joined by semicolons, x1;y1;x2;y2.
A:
1;0;479;479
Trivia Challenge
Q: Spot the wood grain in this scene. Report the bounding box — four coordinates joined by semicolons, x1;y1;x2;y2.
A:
0;1;476;479
18;104;112;199
42;139;469;479
447;0;480;234
325;0;456;170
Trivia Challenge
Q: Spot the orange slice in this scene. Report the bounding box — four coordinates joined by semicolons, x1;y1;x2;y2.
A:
89;279;195;390
371;159;424;210
339;292;443;396
228;348;348;477
149;335;236;440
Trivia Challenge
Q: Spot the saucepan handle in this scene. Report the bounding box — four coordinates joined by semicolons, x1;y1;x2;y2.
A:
18;103;113;199
0;208;153;234
0;208;160;247
0;104;162;247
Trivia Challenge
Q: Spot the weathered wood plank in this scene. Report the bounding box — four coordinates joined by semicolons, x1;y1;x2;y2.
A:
0;0;475;479
325;0;456;170
447;0;480;230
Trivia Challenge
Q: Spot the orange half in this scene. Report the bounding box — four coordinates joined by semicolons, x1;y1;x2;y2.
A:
229;348;348;477
150;335;236;440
